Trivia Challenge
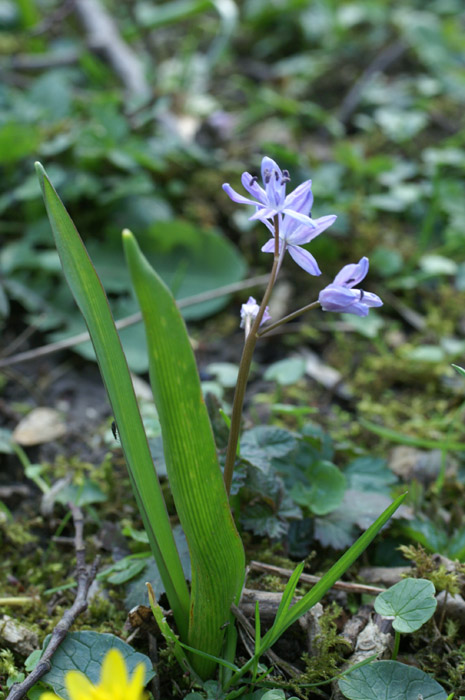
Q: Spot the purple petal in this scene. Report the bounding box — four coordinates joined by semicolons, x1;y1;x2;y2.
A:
285;214;337;245
222;183;262;207
311;214;337;235
283;180;313;215
261;157;282;184
261;157;286;208
282;208;316;225
360;291;383;307
250;207;276;221
261;306;272;324
261;238;276;253
241;172;267;204
278;216;300;241
344;302;370;317
288;245;321;276
319;286;359;311
333;257;369;287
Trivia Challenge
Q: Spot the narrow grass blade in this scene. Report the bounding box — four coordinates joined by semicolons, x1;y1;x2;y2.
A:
35;163;190;639
265;493;407;643
122;230;245;678
226;492;407;689
361;419;465;451
146;584;199;682
272;560;305;626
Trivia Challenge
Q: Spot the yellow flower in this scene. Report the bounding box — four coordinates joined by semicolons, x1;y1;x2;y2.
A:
40;648;146;700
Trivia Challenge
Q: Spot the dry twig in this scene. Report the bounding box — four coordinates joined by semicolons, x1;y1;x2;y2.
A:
74;0;150;99
250;561;384;597
0;274;269;369
6;504;99;700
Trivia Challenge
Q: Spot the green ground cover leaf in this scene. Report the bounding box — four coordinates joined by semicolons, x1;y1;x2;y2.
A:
39;632;154;700
339;660;447;700
344;457;398;494
99;557;148;585
375;578;437;633
264;357;306;385
314;490;398;549
125;525;192;609
290;460;346;515
53;480;107;507
240;426;298;471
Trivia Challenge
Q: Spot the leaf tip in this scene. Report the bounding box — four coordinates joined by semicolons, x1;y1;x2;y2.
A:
34;161;45;178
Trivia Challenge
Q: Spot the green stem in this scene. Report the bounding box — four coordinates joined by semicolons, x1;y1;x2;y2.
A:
223;216;281;495
392;630;400;661
258;300;320;337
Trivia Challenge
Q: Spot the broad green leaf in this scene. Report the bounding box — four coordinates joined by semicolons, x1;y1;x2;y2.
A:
53;480;107;507
339;660;447;700
39;632;154;700
207;362;239;388
264;357;306;385
101;557;148;585
35;163;190;639
396;517;448;553
448;528;465;561
314;490;397;549
240;426;297;471
290;460;346;515
344;457;398;495
374;578;437;633
123;229;245;678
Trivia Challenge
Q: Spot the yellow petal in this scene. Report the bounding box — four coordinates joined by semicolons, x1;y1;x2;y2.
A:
99;649;128;695
127;662;145;700
65;670;97;700
39;694;63;700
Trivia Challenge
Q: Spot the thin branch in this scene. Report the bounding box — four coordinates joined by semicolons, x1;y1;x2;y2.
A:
6;505;99;700
0;274;269;369
249;561;384;596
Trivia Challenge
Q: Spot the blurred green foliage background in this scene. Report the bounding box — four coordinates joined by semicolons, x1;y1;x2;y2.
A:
1;0;465;387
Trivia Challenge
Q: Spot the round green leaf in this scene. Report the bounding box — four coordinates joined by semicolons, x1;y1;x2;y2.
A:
290;460;346;515
40;631;155;700
375;578;437;633
339;660;447;700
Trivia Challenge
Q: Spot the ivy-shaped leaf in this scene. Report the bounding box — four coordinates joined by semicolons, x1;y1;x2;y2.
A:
375;578;437;633
240;426;298;472
290;460;346;515
39;631;154;700
339;660;447;700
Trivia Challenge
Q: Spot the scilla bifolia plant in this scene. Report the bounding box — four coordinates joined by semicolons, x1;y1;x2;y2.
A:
35;157;404;690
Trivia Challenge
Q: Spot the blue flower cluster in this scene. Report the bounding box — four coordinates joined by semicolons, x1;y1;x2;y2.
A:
223;157;382;318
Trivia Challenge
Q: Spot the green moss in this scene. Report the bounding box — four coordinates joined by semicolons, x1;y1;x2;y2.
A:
290;603;350;692
399;545;463;595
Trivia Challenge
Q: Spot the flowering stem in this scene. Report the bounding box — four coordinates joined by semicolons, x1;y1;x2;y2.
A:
257;300;320;337
223;216;281;495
